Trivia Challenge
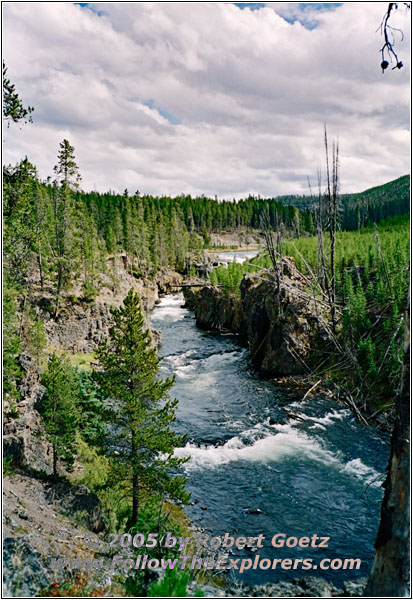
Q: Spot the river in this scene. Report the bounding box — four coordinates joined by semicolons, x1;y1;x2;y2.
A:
150;291;389;588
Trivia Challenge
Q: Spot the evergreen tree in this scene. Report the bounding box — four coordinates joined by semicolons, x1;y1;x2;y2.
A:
50;140;82;310
50;183;80;310
3;158;38;285
54;139;81;188
27;317;47;367
95;289;189;522
3;286;22;400
40;354;80;481
80;208;101;300
2;61;34;126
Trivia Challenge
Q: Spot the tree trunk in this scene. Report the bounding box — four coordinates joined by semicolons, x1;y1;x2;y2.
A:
52;442;57;483
364;306;410;597
131;433;139;522
37;245;44;291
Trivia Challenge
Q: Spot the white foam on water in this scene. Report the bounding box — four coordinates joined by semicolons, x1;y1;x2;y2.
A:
309;423;327;431
163;349;196;367
217;250;260;264
310;409;352;426
293;409;352;430
175;423;341;471
152;294;186;322
175;364;197;379
343;458;383;487
175;420;383;488
200;350;245;370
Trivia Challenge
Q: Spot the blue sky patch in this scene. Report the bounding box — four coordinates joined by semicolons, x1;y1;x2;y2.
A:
233;2;342;29
144;100;181;125
234;2;266;10
74;3;104;17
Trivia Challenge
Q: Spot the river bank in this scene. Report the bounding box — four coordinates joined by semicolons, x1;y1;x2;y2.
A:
150;292;389;593
3;254;390;597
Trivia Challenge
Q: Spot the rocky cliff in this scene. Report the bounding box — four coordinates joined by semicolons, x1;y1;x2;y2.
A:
184;258;332;377
30;262;182;354
3;263;185;596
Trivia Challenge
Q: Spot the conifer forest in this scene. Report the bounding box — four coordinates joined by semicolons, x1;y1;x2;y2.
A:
2;2;410;599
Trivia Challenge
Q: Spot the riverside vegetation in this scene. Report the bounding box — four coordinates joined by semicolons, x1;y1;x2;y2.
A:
2;67;410;596
209;214;409;413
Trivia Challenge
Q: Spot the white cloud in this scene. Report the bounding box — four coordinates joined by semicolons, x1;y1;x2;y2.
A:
2;1;410;197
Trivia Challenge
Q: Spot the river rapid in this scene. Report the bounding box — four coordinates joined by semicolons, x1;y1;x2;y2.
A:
150;288;389;587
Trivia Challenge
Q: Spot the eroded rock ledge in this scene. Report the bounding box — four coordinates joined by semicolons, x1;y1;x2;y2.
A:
183;258;332;377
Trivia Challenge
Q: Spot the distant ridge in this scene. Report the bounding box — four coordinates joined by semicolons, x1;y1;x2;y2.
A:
272;174;410;230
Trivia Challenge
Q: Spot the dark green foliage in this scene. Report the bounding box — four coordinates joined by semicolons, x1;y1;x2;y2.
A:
96;289;189;522
77;372;109;448
210;259;253;297
2;61;34;126
24;316;47;366
3;158;38;285
122;496;190;596
3;286;22;400
3;457;16;478
148;568;204;597
40;354;80;480
271;175;410;231
213;215;409;408
54;139;81;188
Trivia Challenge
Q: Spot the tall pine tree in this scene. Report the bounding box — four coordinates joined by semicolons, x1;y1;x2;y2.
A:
96;289;189;522
40;354;80;481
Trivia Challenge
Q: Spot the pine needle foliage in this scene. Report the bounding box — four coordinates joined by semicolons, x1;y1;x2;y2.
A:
95;289;189;523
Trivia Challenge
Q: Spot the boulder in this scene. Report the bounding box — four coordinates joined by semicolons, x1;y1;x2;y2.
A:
49;483;105;533
183;258;331;377
3;537;52;597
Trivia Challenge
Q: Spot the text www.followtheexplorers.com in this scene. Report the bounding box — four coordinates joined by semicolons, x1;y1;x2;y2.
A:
50;532;362;574
51;554;361;573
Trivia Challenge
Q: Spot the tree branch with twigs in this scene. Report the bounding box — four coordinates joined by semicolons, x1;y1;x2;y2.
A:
379;2;410;72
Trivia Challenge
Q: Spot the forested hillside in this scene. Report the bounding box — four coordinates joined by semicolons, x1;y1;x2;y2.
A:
268;175;410;230
4;151;410;295
211;213;409;413
2;75;410;598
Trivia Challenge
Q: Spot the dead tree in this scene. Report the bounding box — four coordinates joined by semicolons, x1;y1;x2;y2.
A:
379;2;410;72
324;127;340;334
260;211;282;317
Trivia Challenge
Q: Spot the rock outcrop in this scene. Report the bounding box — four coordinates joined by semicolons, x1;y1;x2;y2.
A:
3;353;52;475
30;264;183;354
183;258;332;377
184;285;244;333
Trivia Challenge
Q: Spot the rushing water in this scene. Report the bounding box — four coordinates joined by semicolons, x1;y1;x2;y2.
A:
216;249;260;264
150;293;389;587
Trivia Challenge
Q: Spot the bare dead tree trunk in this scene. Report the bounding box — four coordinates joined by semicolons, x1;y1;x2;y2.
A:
324;127;339;334
316;168;331;302
260;212;282;316
364;299;410;597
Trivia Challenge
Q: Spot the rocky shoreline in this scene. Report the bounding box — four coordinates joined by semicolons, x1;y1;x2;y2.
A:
183;257;332;378
3;259;377;597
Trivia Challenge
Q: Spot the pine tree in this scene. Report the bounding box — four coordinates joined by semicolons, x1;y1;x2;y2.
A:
50;141;82;311
3;61;34;126
50;183;80;310
96;289;189;522
3;285;22;400
40;354;80;481
80;208;100;300
54;139;82;188
3;158;38;285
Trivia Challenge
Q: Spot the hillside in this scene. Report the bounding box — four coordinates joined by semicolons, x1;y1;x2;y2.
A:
270;174;410;230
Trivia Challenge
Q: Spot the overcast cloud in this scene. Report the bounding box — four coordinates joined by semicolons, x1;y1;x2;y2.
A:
2;1;410;197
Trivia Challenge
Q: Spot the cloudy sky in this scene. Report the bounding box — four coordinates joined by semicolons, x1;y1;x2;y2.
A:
2;1;410;198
